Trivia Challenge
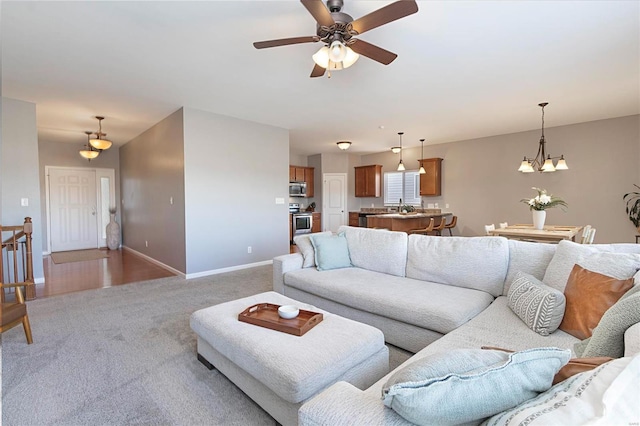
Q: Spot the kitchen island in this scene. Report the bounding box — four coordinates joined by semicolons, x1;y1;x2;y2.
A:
367;212;452;233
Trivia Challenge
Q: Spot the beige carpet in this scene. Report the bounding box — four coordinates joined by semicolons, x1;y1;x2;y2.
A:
50;249;108;264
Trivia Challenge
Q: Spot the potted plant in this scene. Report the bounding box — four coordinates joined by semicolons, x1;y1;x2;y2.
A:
623;184;640;232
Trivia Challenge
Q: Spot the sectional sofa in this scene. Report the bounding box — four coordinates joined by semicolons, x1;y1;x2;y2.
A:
272;226;640;425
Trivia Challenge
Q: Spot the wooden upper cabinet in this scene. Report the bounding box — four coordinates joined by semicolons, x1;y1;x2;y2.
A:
355;165;382;197
305;168;314;198
290;166;306;182
289;165;314;197
419;158;443;196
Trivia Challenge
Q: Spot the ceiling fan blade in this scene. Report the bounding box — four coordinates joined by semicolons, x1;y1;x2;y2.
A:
300;0;335;28
253;36;318;49
350;0;418;35
310;64;326;78
349;39;397;65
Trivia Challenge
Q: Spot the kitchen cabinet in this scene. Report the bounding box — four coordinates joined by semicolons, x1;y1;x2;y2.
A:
418;158;443;196
349;212;359;227
289;165;314;197
312;212;321;233
355;165;382;197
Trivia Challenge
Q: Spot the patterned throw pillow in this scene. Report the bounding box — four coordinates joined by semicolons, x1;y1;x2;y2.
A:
507;271;566;336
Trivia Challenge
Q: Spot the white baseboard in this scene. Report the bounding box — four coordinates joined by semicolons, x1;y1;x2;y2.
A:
121;246;186;277
185;260;273;279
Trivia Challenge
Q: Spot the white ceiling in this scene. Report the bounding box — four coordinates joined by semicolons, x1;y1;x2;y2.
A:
3;1;639;156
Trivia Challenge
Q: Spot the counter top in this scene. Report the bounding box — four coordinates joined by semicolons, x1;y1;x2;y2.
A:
369;212;452;219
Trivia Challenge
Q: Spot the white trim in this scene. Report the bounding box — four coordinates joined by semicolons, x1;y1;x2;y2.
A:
43;251;51;256
185;260;273;279
122;246;186;277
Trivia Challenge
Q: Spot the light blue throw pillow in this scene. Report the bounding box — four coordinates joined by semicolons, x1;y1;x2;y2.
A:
310;232;352;271
382;347;571;426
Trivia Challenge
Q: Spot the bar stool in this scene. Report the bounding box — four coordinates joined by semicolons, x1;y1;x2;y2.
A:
444;216;457;236
432;217;447;236
408;218;435;235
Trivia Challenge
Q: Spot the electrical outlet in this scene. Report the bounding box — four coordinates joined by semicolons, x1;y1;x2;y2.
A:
247;246;252;254
445;204;450;209
145;240;148;247
21;198;29;207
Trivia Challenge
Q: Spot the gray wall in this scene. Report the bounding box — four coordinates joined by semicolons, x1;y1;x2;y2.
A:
360;115;640;243
37;140;120;252
1;98;44;280
120;108;186;273
183;107;289;275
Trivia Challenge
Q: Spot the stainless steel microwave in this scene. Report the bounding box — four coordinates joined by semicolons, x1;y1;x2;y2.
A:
289;182;307;197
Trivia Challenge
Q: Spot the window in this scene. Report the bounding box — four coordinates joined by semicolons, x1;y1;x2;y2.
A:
384;171;421;205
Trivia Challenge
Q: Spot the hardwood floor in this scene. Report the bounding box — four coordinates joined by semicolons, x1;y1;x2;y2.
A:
39;248;176;298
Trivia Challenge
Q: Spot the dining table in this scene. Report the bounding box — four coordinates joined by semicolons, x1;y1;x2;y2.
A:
488;224;584;243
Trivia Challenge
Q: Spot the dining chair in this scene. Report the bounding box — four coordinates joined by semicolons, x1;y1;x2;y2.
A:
444;216;458;236
580;225;592;244
484;224;496;235
408;218;435;235
499;222;508;229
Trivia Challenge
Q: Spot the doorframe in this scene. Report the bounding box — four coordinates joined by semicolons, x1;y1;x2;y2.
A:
322;173;347;232
45;166;116;253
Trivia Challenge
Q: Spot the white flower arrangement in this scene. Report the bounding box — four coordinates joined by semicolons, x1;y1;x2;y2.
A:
521;187;567;211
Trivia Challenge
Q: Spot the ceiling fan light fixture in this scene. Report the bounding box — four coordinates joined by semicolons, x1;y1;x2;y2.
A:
312;46;330;68
329;40;347;62
336;141;352;150
313;45;359;70
341;46;359;69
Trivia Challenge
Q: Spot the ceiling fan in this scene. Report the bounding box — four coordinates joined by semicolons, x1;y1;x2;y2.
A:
253;0;418;78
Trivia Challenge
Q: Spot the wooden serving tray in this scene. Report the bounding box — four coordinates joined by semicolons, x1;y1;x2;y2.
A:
238;303;323;336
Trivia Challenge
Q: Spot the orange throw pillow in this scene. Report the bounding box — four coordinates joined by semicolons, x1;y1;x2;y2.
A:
559;265;634;339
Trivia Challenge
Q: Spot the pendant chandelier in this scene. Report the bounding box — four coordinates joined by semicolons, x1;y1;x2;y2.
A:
79;116;113;160
397;132;405;171
518;102;568;173
79;131;100;161
418;139;426;174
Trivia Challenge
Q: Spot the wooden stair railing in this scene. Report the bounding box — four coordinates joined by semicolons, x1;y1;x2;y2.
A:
1;217;35;301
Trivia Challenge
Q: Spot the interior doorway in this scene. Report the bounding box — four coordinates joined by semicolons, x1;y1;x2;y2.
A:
322;173;347;232
45;166;116;252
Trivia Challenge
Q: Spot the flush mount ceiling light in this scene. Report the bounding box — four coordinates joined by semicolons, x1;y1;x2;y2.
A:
89;116;113;151
397;132;405;171
518;102;568;173
418;138;426;174
336;141;352;150
79;131;100;161
391;147;401;154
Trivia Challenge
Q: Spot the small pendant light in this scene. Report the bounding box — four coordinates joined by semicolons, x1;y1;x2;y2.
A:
79;131;100;161
418;138;426;174
397;132;405;171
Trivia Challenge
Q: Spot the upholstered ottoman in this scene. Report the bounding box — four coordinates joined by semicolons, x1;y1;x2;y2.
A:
190;291;388;426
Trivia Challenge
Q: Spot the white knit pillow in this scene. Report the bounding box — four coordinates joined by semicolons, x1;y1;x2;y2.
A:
508;271;566;336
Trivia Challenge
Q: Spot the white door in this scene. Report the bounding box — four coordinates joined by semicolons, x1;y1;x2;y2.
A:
49;168;98;252
322;173;347;232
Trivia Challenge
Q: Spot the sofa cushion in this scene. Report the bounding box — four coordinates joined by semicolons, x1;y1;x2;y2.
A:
406;235;509;297
504;240;557;295
574;284;640;358
483;356;638;426
337;226;407;277
293;231;332;268
559;265;634;340
381;347;571;426
507;272;566;336
284;267;494;334
542;240;640;292
310;232;352;271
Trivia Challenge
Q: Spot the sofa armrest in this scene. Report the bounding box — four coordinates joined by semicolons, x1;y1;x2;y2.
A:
272;253;303;294
624;322;640;357
299;381;412;426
